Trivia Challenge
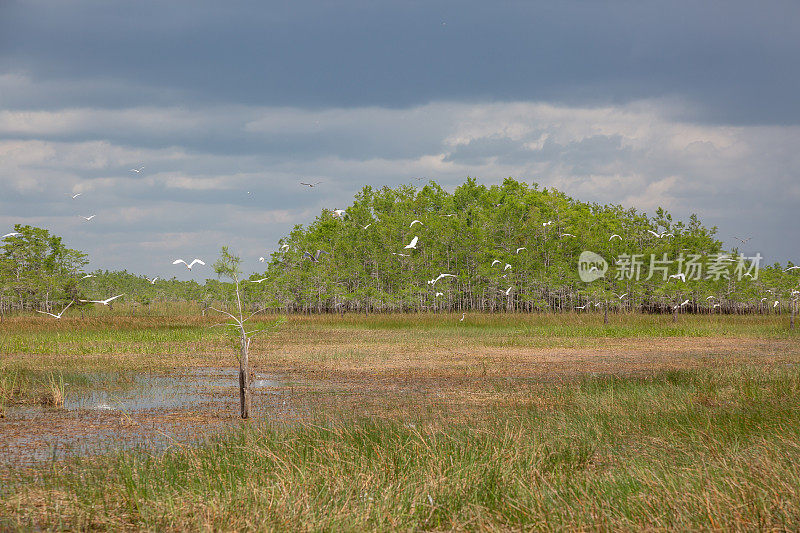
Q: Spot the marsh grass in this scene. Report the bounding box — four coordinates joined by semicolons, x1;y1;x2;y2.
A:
4;364;800;531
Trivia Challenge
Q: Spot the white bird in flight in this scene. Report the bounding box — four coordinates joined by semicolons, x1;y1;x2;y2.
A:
503;263;512;271
615;293;628;300
503;286;513;296
300;181;322;187
332;209;345;218
669;273;686;282
491;259;502;267
82;215;96;221
363;224;372;229
785;266;800;272
542;220;554;227
428;273;457;285
648;230;674;238
80;274;94;279
706;295;716;300
774;300;780;308
435;292;444;297
147;276;158;284
172;258;205;270
36;300;74;319
2;232;21;239
71;193;82;199
410;220;423;227
392;252;410;257
404;236;419;249
733;236;752;244
609;234;622;241
246;277;269;284
441;214;456;218
515;247;526;253
575;304;588;310
259;257;266;263
80;294;124;306
279;244;290;251
130;166;145;173
560;233;576;237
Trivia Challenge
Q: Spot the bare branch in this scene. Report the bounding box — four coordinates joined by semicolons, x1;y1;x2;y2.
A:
209;306;241;325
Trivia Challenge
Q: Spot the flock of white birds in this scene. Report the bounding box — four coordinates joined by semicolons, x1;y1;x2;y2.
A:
3;173;796;320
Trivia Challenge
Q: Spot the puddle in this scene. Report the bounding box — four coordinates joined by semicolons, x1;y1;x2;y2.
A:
0;367;292;466
62;367;281;412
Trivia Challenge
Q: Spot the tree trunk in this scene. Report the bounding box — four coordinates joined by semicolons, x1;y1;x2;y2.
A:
791;303;796;330
604;302;608;325
672;307;678;323
239;333;251;419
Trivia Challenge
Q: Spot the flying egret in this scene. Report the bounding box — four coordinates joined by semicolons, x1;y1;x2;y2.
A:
36;300;74;319
706;295;716;300
459;312;465;322
761;297;768;303
129;166;145;173
441;214;456;218
80;294;124;306
743;273;754;278
258;257;266;263
71;193;82;199
504;263;512;271
279;244;290;251
669;273;686;282
363;224;372;229
147;276;158;284
542;220;553;227
172;258;205;270
332;209;345;218
609;234;622;241
733;236;752;244
246;277;269;284
491;259;502;266
82;215;96;221
428;273;456;285
404;236;419;249
392;252;410;257
410;220;423;227
713;303;721;308
561;233;576;237
80;274;94;279
785;266;800;272
648;230;674;238
503;286;513;296
615;293;628;300
435;292;444;297
774;301;780;308
515;247;526;253
300;181;322;187
575;304;589;310
1;232;21;239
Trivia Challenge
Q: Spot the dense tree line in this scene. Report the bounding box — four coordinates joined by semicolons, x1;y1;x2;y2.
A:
2;179;798;316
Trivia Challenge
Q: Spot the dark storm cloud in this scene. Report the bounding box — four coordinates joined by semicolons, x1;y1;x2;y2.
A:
1;0;798;124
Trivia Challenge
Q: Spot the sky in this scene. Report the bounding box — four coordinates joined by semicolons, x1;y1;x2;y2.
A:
1;0;798;280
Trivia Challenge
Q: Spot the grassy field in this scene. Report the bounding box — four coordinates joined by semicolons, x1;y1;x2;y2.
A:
2;312;800;530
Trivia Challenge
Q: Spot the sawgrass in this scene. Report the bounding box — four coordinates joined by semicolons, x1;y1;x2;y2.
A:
4;364;800;530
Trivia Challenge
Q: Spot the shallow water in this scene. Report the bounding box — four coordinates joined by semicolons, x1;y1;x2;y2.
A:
0;367;290;465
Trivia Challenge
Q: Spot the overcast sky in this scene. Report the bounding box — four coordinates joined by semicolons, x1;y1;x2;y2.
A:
1;0;798;279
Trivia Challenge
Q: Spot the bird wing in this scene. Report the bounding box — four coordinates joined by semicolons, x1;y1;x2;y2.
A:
189;259;205;268
405;236;418;248
103;294;124;304
647;230;659;236
35;310;58;318
172;259;186;265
